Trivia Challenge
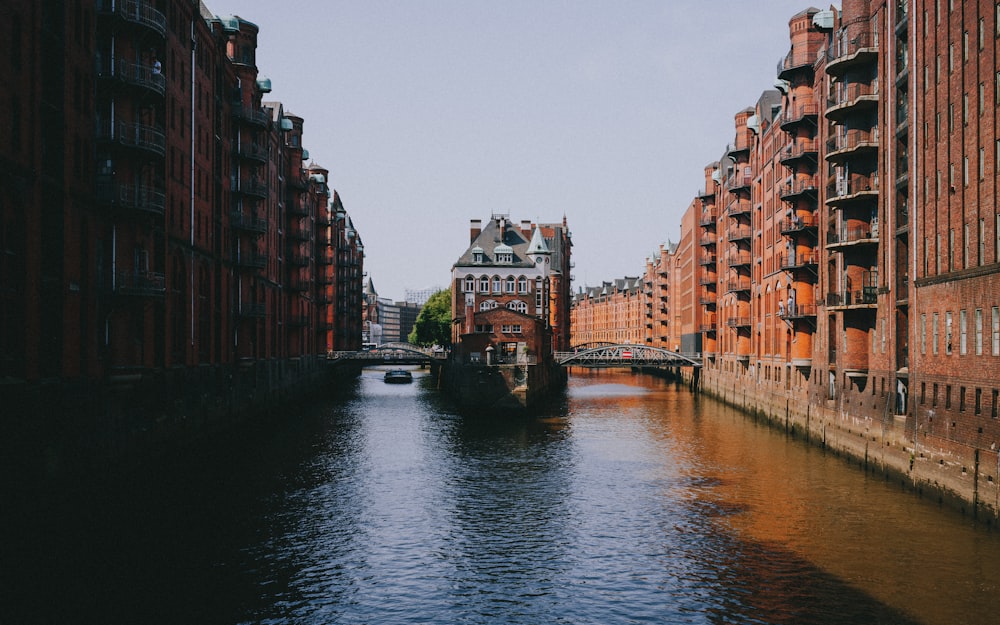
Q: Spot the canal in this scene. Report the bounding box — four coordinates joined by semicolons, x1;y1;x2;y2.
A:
4;367;1000;624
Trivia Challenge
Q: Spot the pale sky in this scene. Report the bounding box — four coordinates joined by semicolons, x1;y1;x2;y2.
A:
205;0;829;302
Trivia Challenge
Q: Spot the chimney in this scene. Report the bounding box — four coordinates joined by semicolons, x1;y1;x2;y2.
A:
470;219;482;243
521;220;532;237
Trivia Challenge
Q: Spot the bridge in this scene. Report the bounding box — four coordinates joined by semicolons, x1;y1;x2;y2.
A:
328;343;444;365
554;344;702;368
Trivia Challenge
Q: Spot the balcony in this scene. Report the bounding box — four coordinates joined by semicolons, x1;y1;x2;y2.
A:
232;103;271;128
826;29;878;76
698;324;717;334
779;139;819;167
825;174;879;207
826;225;879;248
97;181;165;217
96;120;166;157
233;250;267;270
777;49;818;80
778;251;819;270
231;176;267;199
698;274;717;286
699;210;717;226
316;252;334;266
725;279;751;294
230;211;267;235
779;176;819;202
697;187;715;201
98;59;166;97
699;234;717;247
96;0;166;38
114;271;165;297
729;201;752;218
779;103;819;131
826;288;878;309
699;254;717;266
726;140;751;159
235;141;268;164
826;129;879;163
700;295;717;306
726;251;752;269
726;226;752;243
779;215;818;236
778;303;817;321
726;172;752;194
726;316;752;329
825;81;879;122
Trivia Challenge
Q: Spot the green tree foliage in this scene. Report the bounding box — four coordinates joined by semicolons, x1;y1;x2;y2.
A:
407;289;452;347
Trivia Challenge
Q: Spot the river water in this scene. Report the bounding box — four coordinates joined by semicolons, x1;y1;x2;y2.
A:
3;367;1000;624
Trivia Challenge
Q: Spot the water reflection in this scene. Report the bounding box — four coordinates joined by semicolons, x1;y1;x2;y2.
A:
3;367;1000;624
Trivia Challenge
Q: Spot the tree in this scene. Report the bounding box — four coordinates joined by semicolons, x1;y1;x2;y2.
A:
408;288;452;347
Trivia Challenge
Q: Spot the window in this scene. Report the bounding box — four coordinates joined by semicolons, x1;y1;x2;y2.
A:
963;31;969;61
960;309;968;354
464;276;475;292
475;324;493;333
479;276;489;292
980;18;986;49
505;276;516;293
980;219;986;265
960;386;966;411
946;385;952;409
501;324;522;334
932;312;939;355
517;277;528;294
981;148;986;180
946;311;953;354
921;313;927;354
976;388;982;414
479;299;498;311
993;307;999;355
994;389;999;419
980;83;985;115
977;308;984;355
506;300;528;314
492;276;501;294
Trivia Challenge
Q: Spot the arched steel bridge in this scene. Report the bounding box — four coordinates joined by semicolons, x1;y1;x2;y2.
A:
555;344;702;368
328;342;445;365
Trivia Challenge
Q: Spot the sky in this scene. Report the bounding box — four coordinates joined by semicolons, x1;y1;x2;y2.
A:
205;0;827;302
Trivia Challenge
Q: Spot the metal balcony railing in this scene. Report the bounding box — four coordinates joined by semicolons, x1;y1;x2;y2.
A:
114;271;165;297
96;0;167;37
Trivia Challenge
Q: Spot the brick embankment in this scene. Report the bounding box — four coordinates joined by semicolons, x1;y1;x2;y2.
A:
693;370;1000;522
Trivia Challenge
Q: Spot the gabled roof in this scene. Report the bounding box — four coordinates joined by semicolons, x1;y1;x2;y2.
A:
454;217;537;268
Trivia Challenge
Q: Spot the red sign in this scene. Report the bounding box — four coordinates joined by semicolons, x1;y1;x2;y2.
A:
622;350;633;359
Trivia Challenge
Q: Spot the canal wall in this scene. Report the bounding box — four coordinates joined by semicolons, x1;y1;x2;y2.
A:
693;369;1000;522
2;356;361;494
439;359;567;412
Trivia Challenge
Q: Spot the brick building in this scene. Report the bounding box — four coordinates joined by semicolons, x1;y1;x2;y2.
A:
451;215;571;364
1;1;365;474
572;1;1000;514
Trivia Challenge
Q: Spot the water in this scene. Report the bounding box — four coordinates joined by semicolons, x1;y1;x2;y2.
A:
3;367;1000;624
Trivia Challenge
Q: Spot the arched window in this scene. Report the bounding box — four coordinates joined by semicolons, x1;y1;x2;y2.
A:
492;276;502;293
506;275;516;293
479;275;489;292
507;300;528;314
464;276;475;292
518;277;528;293
479;299;498;311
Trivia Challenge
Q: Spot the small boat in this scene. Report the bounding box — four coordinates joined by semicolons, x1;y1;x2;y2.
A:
383;369;413;383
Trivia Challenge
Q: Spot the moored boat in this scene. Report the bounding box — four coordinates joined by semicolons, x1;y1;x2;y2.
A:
383;369;413;383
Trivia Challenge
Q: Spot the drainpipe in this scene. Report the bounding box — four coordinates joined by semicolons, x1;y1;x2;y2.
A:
190;19;197;347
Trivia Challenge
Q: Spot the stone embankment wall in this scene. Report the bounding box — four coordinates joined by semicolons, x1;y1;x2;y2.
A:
695;370;1000;522
440;360;567;412
3;356;360;493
